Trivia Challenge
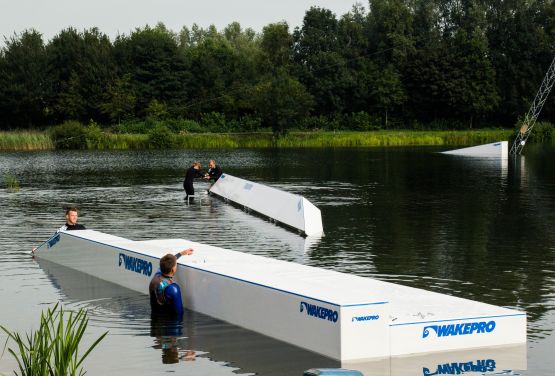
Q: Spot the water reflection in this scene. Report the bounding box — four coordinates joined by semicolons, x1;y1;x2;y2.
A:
1;147;554;375
36;258;336;375
150;314;196;364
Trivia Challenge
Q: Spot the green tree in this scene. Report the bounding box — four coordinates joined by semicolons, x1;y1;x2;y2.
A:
293;7;352;114
114;24;190;118
254;70;314;135
260;22;292;70
370;64;406;127
184;24;259;118
100;74;136;124
46;27;115;123
0;30;48;128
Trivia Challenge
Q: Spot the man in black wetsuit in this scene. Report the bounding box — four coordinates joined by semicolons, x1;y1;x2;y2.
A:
59;207;86;231
32;207;86;254
183;161;203;200
204;159;222;185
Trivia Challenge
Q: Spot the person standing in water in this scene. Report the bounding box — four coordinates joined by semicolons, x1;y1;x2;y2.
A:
149;248;194;317
204;159;222;186
183;161;203;200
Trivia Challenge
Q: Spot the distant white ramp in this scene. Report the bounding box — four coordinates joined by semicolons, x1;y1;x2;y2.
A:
442;141;508;158
209;174;324;236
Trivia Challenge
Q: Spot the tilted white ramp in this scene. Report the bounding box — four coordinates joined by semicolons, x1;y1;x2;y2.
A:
34;230;526;362
209;174;324;236
442;141;508;158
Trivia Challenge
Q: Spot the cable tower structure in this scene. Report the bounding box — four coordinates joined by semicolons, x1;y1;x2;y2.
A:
510;55;555;155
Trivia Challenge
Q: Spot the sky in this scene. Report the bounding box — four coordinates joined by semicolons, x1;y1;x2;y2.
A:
0;0;361;43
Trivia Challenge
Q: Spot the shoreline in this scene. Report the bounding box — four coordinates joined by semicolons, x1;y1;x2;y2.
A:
0;129;516;151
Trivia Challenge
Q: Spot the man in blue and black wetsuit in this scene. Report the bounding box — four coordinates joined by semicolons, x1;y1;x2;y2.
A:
149;248;194;316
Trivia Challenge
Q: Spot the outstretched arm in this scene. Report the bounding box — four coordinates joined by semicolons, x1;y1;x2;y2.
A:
175;248;194;259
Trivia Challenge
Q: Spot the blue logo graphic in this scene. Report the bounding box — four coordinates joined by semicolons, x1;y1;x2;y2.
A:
244;183;253;190
423;359;496;375
118;253;153;276
47;234;60;248
300;301;338;323
352;315;380;323
422;321;496;338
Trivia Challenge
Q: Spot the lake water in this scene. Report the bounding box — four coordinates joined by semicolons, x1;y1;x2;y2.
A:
0;146;554;375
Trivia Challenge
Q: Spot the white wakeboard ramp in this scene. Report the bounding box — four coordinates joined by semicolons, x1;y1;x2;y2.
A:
209;174;323;236
34;230;526;362
442;141;508;158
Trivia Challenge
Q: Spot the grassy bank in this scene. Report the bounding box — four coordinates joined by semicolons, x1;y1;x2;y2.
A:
0;129;518;151
0;131;54;150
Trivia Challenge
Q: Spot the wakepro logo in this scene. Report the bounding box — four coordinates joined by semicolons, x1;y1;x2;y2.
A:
352;315;380;323
422;321;496;339
300;301;338;323
118;253;153;276
423;359;496;375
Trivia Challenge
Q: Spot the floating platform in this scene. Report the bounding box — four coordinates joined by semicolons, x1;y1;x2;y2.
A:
209;174;324;236
34;230;526;362
36;257;527;375
441;141;508;158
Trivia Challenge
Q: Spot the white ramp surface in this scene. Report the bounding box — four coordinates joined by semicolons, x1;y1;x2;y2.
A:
34;230;526;362
442;141;508;158
209;174;323;236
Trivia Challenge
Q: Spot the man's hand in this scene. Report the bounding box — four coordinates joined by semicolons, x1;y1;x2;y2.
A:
179;248;194;256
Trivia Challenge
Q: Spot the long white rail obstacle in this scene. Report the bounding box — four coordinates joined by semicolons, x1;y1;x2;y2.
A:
209;174;324;236
34;230;526;362
441;141;508;158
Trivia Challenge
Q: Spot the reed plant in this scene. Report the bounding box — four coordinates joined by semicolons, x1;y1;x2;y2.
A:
0;128;526;150
4;173;20;192
0;304;107;376
0;131;53;151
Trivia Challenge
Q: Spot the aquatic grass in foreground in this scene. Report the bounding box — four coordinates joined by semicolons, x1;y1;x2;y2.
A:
0;304;107;376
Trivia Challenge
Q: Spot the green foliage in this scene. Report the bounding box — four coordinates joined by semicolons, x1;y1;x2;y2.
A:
227;115;262;132
348;112;382;131
4;173;20;192
147;124;176;149
201;112;227;132
0;2;555;131
145;99;168;120
46;27;115;123
0;131;53;150
525;122;554;144
0;30;48;128
84;120;106;148
254;71;314;135
167;118;204;133
0;304;107;376
49;121;88;149
99;74;136;124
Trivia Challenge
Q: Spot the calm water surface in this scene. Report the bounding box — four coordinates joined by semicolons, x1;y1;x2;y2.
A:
0;146;554;375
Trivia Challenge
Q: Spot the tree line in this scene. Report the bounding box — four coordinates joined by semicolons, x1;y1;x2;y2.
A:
1;0;554;134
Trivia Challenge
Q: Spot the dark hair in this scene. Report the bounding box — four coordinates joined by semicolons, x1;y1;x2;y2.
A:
65;207;78;215
160;254;177;275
